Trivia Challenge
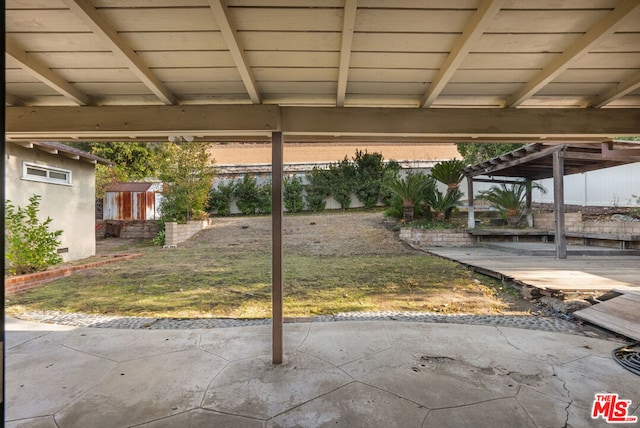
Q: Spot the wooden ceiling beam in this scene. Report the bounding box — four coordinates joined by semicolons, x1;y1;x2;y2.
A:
6;106;640;141
507;0;640;108
336;0;358;107
420;0;505;108
6;38;91;106
63;0;176;105
5;93;24;107
592;71;640;108
207;0;261;104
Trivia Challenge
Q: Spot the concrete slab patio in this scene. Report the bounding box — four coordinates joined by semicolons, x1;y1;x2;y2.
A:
6;317;640;428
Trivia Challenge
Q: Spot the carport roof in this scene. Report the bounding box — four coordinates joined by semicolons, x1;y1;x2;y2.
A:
4;0;640;142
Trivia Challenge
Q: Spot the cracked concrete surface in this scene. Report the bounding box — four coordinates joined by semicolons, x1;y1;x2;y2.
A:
6;318;639;427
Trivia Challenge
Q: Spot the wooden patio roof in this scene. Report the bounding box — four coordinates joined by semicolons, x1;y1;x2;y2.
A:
463;141;640;180
4;0;640;142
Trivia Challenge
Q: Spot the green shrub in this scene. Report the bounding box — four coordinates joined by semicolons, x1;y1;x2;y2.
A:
305;167;332;212
284;176;305;213
152;229;166;246
5;195;63;275
208;180;235;216
234;175;262;215
257;180;272;215
329;158;356;210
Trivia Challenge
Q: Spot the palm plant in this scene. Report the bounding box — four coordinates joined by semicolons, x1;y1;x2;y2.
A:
386;174;431;223
424;187;463;221
430;159;466;191
478;182;546;225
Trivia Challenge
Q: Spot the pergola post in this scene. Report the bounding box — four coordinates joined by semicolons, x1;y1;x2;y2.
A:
553;150;567;259
467;176;475;229
271;131;284;364
525;179;533;227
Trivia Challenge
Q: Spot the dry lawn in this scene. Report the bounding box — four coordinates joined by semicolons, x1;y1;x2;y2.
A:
6;211;535;319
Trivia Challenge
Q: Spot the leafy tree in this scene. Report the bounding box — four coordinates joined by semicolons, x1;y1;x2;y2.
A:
284;176;305;213
158;143;215;222
456;143;525;165
5;195;63;275
66;141;168;199
208;180;235;216
305;167;332;212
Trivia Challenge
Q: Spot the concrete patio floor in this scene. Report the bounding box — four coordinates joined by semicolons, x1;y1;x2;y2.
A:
6;317;640;428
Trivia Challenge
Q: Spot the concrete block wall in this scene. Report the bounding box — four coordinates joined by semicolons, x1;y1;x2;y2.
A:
533;212;583;231
164;220;209;247
400;228;474;249
120;221;160;239
581;220;640;235
95;220;160;240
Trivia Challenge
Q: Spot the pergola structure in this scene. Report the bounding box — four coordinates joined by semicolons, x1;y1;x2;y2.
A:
5;0;640;364
463;141;640;259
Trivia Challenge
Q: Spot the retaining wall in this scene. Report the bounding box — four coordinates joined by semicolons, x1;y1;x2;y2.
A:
5;253;144;295
399;228;474;249
164;220;210;247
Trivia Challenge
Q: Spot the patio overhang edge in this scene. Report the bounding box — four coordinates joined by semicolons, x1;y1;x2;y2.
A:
6;106;640;142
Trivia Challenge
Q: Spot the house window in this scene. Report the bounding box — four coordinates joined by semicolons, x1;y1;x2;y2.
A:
22;162;72;186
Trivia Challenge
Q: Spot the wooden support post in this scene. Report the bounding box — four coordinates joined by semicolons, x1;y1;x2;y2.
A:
525;179;533;227
271;131;284;364
553;150;567;259
467;176;475;229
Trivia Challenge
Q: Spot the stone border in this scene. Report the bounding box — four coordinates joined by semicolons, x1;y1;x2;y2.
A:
4;253;144;295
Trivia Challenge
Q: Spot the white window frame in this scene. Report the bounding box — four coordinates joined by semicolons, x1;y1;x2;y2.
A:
22;162;73;186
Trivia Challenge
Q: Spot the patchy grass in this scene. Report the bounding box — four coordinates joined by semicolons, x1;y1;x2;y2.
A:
6;212;530;319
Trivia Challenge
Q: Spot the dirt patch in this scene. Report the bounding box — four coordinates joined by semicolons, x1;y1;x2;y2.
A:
183;211;415;256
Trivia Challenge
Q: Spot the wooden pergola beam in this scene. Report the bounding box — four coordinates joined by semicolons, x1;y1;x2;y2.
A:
507;0;640;108
208;0;261;104
336;0;358;107
420;0;505;108
63;0;177;105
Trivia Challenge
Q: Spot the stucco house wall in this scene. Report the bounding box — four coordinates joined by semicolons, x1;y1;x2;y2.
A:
5;142;106;263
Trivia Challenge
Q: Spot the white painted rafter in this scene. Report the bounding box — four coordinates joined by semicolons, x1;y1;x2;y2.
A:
208;0;261;104
420;0;505;108
6;38;91;105
337;0;358;107
507;0;640;108
592;70;640;108
63;0;176;105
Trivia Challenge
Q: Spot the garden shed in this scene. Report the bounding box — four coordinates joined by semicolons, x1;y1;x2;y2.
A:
103;182;163;221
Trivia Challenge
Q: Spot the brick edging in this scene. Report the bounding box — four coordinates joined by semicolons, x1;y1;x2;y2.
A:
4;253;145;296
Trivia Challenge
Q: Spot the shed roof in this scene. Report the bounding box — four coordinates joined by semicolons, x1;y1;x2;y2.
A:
104;182;161;192
463;140;640;180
